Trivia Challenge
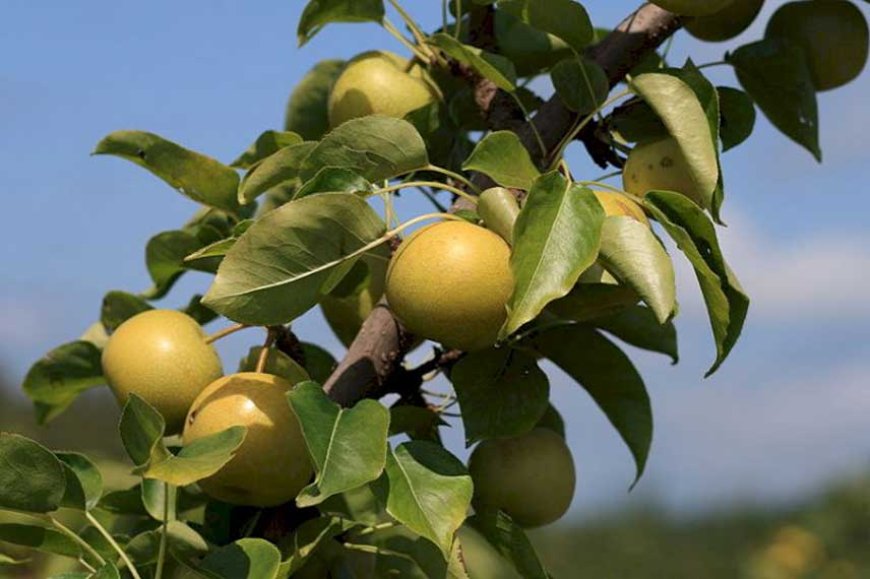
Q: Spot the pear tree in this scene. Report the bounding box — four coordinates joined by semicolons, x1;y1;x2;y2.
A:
6;0;868;577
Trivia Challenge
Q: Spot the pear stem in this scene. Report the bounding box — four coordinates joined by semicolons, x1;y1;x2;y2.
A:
255;328;279;374
205;323;249;345
378;180;478;205
382;18;432;64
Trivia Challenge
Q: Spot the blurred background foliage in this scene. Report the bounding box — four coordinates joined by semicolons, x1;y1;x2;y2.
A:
1;373;867;579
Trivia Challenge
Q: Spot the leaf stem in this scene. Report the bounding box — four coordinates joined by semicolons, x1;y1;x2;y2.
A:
512;94;547;159
205;323;249;345
592;170;623;182
696;60;729;70
453;0;462;39
424;164;481;193
255;328;279;374
383;18;432;64
85;512;143;579
354;521;399;537
154;482;171;579
379;180;478;205
78;558;97;573
50;518;106;568
548;89;632;171
417;187;448;212
576;180;625;193
388;0;430;49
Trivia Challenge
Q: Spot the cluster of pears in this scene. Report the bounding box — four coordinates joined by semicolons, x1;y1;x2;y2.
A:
101;309;312;507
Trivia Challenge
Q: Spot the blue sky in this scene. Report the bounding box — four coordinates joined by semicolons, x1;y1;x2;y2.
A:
1;1;868;519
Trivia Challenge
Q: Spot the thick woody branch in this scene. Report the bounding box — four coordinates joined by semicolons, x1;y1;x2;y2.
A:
323;3;682;407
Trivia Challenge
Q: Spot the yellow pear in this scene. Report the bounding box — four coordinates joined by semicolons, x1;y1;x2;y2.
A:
622;137;706;206
183;372;312;507
385;221;513;352
766;0;868;91
686;0;764;42
101;310;222;434
327;51;439;127
593;190;650;226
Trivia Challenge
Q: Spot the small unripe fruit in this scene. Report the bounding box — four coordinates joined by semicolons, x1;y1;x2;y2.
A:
320;251;388;348
622;137;706;207
468;428;576;528
766;0;868;91
101;310;222;434
183;372;312;507
327;51;439;127
385;221;513;352
649;0;734;16
685;0;764;42
592;190;650;226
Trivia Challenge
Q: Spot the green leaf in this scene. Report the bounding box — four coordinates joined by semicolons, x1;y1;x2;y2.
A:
644;191;749;376
727;38;820;161
0;524;80;558
352;525;469;579
531;326;651;486
297;0;385;46
301;342;338;384
462;132;540;190
609;99;668;143
144;426;247;487
231;130;303;169
237;141;316;205
92;130;240;213
595;305;679;364
299;116;429;183
199;538;281;579
98;486;147;516
181;294;219;326
500;0;593;53
295;167;374;199
145;228;221;299
238;347;310;384
450;349;549;444
287;383;390;507
278;516;355;576
546;266;640;323
662;61;725;221
597;216;676;324
203;193;386;326
380;441;473;557
717;86;755;152
127;522;208;567
0;434;66;513
22;341;104;421
100;291;152;333
183;237;236;267
389;406;445;443
92;563;120;579
630;73;719;208
465;511;548;579
119;394;170;470
285;59;345;140
428;33;517;91
142;478;176;521
56;452;102;511
503;172;604;337
550;57;609;114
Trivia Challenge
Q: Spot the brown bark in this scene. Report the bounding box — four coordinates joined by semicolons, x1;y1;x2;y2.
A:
322;3;683;406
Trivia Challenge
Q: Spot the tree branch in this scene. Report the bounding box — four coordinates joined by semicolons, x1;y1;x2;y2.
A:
322;3;683;407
